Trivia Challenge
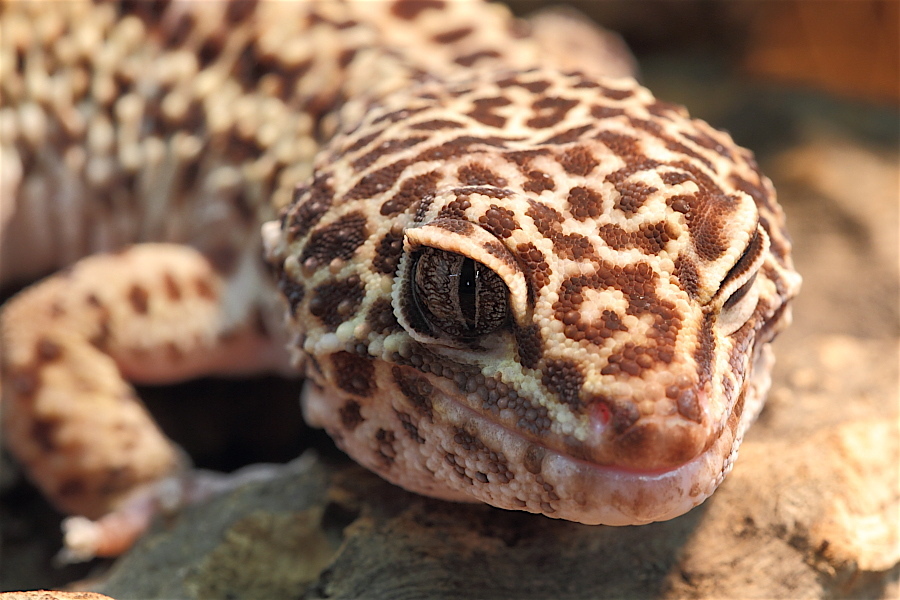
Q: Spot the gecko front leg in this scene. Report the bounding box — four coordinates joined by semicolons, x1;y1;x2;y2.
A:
1;243;289;559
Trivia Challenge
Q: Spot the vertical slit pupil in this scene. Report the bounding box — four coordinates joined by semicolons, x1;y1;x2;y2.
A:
459;257;477;327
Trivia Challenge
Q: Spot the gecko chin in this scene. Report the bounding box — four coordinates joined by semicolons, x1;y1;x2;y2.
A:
300;348;771;526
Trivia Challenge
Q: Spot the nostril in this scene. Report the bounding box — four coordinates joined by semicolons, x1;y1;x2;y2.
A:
587;395;640;434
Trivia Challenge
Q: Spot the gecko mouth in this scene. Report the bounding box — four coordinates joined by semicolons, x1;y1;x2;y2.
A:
302;345;771;526
423;383;739;525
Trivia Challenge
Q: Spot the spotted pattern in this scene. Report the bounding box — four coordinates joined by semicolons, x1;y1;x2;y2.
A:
2;0;799;530
269;57;800;522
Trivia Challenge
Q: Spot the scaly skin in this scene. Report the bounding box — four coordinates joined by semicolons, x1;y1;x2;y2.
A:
0;0;800;558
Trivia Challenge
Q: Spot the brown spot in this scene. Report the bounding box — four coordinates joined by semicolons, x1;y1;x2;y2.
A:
609;399;640;434
595;130;641;158
339;400;364;431
380;170;441;216
437;197;471;221
527;96;579;129
331;351;375;397
194;276;216;301
367;298;401;334
392;366;434;419
454;50;502;68
566;186;602;221
676;388;702;423
514;325;543;369
553;233;597;262
409;119;464;131
432;217;474;235
542;359;584;409
299;211;368;269
515;242;551;293
337;47;358;69
225;0;258;24
523;169;555;194
286;177;334;238
526;200;563;237
373;228;404;275
559;146;599;177
163;273;181;301
89;313;112;351
391;0;444;20
457;163;506;187
694;313;716;386
344;160;410;201
35;338;62;363
308;275;365;331
541;124;593;145
466;96;511;128
31;417;61;452
415;135;512;163
498;75;551;94
342;131;382;157
352;136;427;171
128;285;149;314
590;105;626;120
601;86;634;101
371;106;428;126
674;256;701;300
433;26;473;44
478;204;519;239
598;221;674;255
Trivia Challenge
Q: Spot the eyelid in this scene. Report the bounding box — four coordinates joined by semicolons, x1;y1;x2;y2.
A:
713;224;768;307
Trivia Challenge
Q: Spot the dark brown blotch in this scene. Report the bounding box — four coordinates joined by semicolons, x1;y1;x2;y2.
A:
128;284;149;314
331;351;376;397
391;0;445;20
308;275;365;331
477;204;518;239
514;325;543;370
339;399;364;431
392;366;434;419
372;228;404;275
35;338;62;363
566;186;602;221
559;145;598;176
466;96;511;129
300;211;368;268
527;96;579;129
542;358;584;410
457;163;507;187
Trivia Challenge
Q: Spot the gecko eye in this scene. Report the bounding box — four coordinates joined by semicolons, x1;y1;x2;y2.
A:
412;248;509;340
717;226;767;335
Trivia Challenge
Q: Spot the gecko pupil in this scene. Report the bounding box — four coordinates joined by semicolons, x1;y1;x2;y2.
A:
459;257;477;326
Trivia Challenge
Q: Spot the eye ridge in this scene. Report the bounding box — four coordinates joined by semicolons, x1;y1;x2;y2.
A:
412;248;509;340
721;227;762;288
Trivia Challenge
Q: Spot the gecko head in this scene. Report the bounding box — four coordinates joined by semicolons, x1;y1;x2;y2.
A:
265;68;800;524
